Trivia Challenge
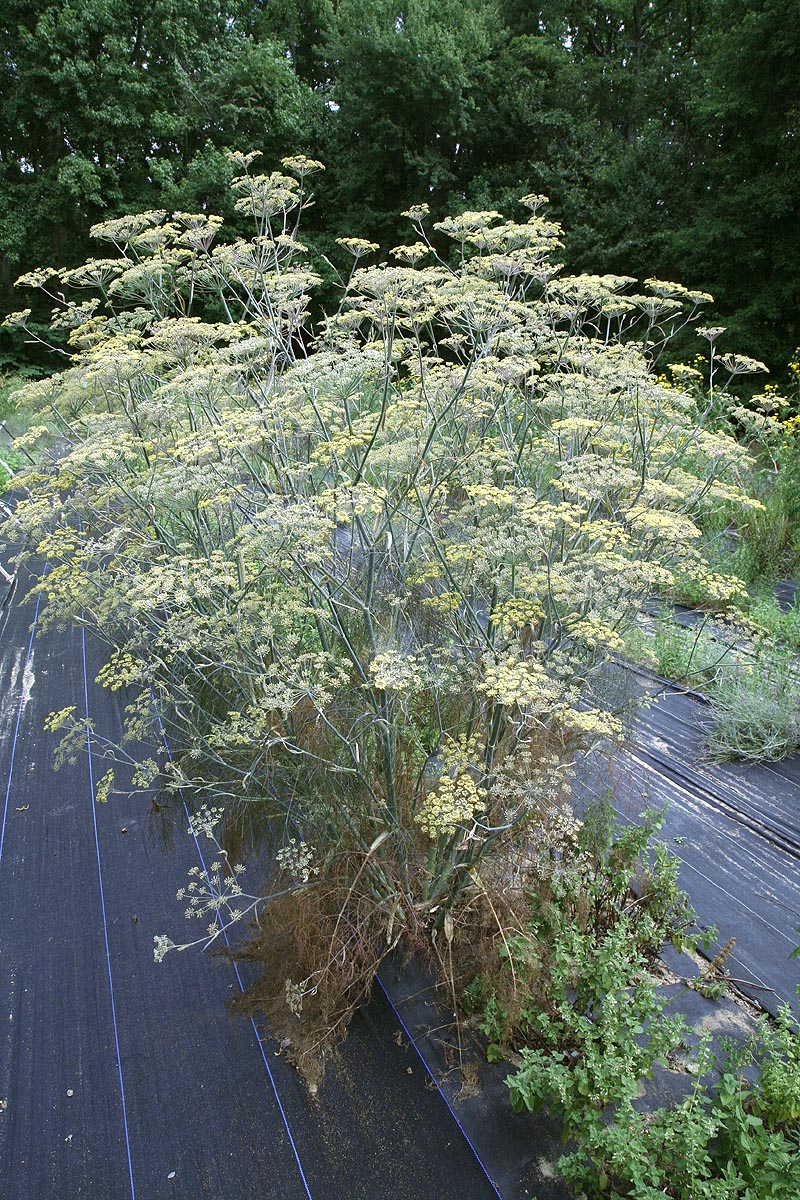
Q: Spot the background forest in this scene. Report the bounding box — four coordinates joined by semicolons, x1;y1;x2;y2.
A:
1;0;798;378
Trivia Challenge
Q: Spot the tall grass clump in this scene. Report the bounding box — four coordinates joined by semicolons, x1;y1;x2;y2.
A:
624;609;800;762
706;645;800;762
3;154;762;1074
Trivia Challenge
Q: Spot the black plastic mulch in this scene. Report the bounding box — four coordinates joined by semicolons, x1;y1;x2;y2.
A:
1;571;553;1200
377;958;566;1200
774;579;799;611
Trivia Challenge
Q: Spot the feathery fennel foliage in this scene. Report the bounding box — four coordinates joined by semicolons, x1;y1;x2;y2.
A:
4;153;762;1071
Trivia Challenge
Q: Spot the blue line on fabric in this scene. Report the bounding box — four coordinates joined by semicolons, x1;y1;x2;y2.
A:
0;583;43;867
375;975;505;1200
156;715;314;1200
271;818;503;1198
81;625;137;1200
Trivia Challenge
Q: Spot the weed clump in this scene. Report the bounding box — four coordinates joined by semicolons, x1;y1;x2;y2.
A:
470;797;800;1199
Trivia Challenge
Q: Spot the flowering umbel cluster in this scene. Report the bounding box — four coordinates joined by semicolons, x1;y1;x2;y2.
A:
5;153;761;971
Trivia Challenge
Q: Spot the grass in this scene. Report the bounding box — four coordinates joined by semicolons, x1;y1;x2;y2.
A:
624;610;800;761
732;494;800;584
625;609;734;686
745;587;800;650
0;442;21;494
0;368;33;421
642;434;800;760
706;646;800;761
0;367;46;490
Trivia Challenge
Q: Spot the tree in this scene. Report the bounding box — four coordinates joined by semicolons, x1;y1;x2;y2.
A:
672;0;800;367
0;1;318;306
2;1;798;374
249;0;335;90
318;0;503;245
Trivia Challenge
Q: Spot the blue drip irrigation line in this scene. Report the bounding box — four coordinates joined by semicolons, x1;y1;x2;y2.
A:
156;715;314;1200
375;975;504;1200
0;582;43;868
81;624;137;1200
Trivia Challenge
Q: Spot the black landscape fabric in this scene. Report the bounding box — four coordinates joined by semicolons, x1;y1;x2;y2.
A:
3;555;799;1200
0;569;512;1200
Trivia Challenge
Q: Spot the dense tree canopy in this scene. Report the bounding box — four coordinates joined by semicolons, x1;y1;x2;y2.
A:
1;0;798;372
677;0;800;364
0;1;318;287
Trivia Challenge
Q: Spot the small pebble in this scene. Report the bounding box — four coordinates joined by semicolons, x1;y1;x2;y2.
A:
66;1089;73;1098
167;1172;176;1180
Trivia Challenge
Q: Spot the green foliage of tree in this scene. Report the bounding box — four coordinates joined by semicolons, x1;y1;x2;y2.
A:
0;0;319;316
674;0;800;368
249;0;335;89
314;2;722;352
317;0;503;246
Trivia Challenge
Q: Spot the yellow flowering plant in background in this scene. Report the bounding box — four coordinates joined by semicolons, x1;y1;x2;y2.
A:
3;153;762;1070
